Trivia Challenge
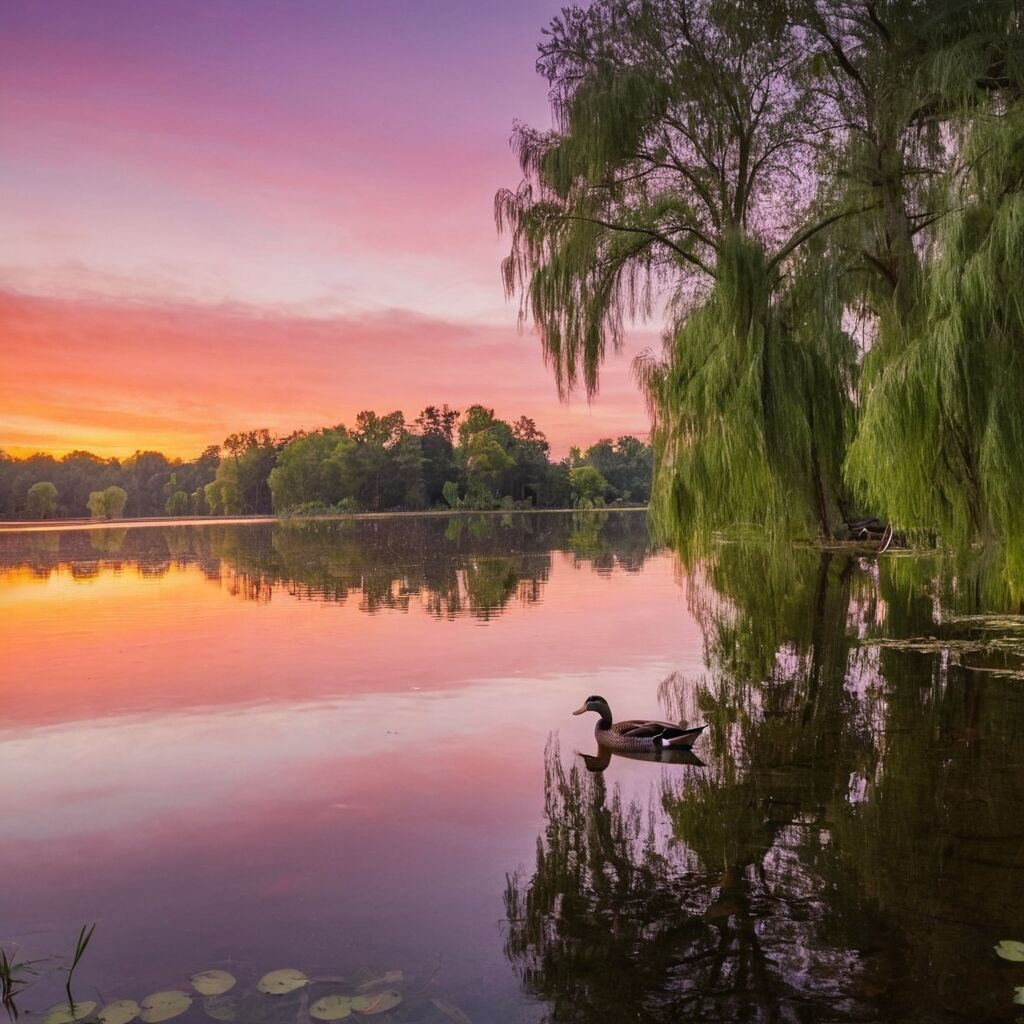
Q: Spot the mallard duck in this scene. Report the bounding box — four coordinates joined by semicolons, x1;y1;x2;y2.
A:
573;694;706;751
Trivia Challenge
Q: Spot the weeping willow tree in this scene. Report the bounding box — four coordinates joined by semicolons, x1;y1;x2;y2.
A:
499;0;1024;569
639;237;855;552
796;0;1024;588
496;0;860;547
847;108;1024;588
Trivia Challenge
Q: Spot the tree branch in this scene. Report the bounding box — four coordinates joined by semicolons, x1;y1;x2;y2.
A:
767;204;878;272
562;214;716;277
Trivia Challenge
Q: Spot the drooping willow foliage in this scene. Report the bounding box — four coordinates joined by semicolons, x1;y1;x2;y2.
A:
640;233;855;553
848;109;1024;582
498;0;1024;587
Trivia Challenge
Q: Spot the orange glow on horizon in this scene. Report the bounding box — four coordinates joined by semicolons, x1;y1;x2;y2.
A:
0;289;652;461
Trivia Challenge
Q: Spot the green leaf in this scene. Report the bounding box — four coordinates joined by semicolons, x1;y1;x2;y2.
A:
42;1000;98;1024
309;995;353;1021
257;970;309;995
190;971;236;997
995;940;1024;962
349;991;401;1015
139;991;192;1023
97;1001;140;1024
1014;987;1024;1006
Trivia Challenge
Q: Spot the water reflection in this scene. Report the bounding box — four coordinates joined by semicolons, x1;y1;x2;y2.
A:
508;548;1024;1023
0;512;652;618
577;745;706;773
2;518;1023;1022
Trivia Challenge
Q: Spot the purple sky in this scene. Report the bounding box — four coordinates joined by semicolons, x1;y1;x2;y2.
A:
0;0;654;457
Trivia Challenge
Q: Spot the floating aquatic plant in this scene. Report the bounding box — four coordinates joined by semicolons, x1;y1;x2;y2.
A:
995;940;1024;962
97;1000;140;1024
14;942;461;1024
256;971;308;996
41;1000;96;1024
189;972;235;998
138;991;191;1024
308;995;353;1020
349;991;400;1015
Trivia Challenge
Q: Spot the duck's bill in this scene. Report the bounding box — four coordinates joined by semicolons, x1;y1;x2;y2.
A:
572;703;589;715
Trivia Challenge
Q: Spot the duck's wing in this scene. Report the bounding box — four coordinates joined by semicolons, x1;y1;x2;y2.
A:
661;723;707;742
616;719;682;738
618;720;706;741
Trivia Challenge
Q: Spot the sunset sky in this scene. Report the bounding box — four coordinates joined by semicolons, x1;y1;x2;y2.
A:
0;0;654;459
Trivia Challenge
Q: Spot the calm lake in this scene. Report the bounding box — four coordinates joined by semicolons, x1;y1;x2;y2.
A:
2;512;1023;1023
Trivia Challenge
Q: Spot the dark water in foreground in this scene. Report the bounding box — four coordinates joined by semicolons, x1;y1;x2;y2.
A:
2;512;1023;1024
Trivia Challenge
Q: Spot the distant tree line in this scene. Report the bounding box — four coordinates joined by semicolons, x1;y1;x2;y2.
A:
0;405;652;519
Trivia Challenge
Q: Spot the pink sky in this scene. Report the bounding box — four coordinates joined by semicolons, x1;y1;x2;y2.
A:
0;0;654;458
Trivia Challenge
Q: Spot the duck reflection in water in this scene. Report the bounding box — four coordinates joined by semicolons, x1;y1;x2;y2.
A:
578;744;706;773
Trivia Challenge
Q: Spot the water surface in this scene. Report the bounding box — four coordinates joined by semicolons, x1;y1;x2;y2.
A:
2;513;1023;1023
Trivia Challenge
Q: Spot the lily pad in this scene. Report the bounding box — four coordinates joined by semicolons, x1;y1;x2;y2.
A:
42;1001;98;1024
257;969;309;995
309;996;354;1021
140;991;192;1023
1015;988;1024;1006
98;1001;140;1024
995;939;1024;962
191;970;235;997
350;991;401;1015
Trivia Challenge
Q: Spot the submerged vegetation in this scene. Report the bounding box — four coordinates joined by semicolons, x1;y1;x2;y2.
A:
498;0;1024;587
0;409;652;520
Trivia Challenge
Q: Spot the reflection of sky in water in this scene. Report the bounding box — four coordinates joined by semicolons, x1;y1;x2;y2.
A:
0;518;703;1018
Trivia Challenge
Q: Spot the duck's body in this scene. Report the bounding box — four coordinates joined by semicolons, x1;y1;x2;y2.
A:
573;695;706;751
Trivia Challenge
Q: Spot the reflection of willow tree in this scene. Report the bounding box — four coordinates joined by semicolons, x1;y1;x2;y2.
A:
822;560;1024;1021
506;740;882;1021
505;741;714;1023
509;546;1024;1022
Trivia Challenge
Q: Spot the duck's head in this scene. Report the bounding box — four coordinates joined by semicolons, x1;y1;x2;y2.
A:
573;695;611;719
